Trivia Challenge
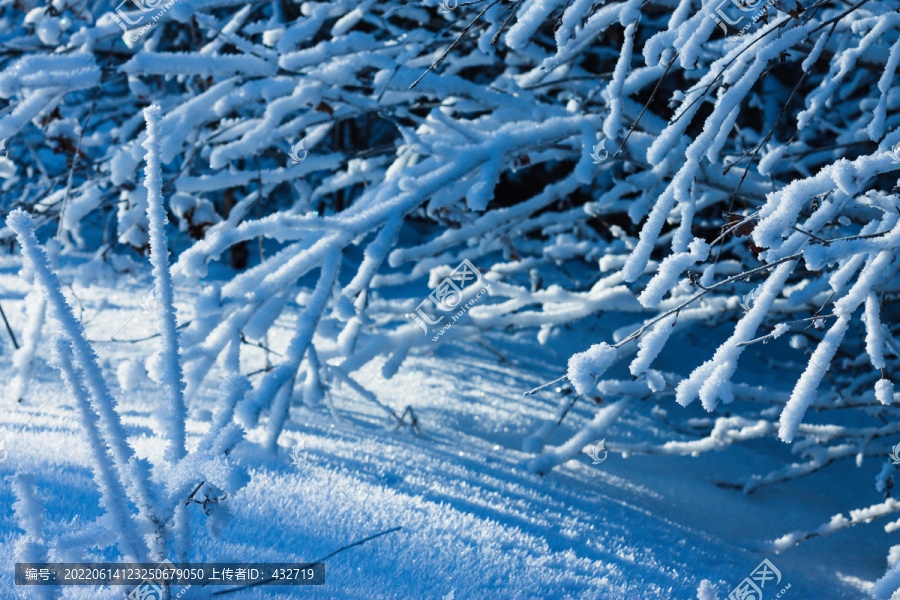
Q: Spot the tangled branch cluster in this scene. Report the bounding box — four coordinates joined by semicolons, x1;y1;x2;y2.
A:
2;0;900;592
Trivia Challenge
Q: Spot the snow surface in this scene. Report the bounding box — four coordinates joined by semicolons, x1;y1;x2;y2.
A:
0;255;889;600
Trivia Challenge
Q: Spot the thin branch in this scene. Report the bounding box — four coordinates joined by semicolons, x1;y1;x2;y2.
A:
526;254;802;396
87;320;192;343
613;254;803;348
613;52;678;158
240;333;283;357
791;225;830;245
491;0;526;45
212;526;403;596
56;74;101;240
0;300;19;349
769;497;900;550
409;0;503;90
734;313;836;347
185;481;205;505
524;374;568;396
709;210;761;247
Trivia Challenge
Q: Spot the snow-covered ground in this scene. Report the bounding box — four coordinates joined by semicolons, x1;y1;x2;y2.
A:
0;254;889;600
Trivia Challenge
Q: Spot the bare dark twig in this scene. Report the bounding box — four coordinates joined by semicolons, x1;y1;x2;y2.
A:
409;0;503;90
212;526;403;596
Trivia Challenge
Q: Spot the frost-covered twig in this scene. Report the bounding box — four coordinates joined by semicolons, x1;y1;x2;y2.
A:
7;209;166;556
527;398;629;475
771;497;900;552
143;104;188;463
8;290;44;402
51;336;148;560
3;0;900;589
11;474;57;600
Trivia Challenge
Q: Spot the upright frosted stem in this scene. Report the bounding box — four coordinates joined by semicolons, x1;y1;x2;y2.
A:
143;105;187;463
